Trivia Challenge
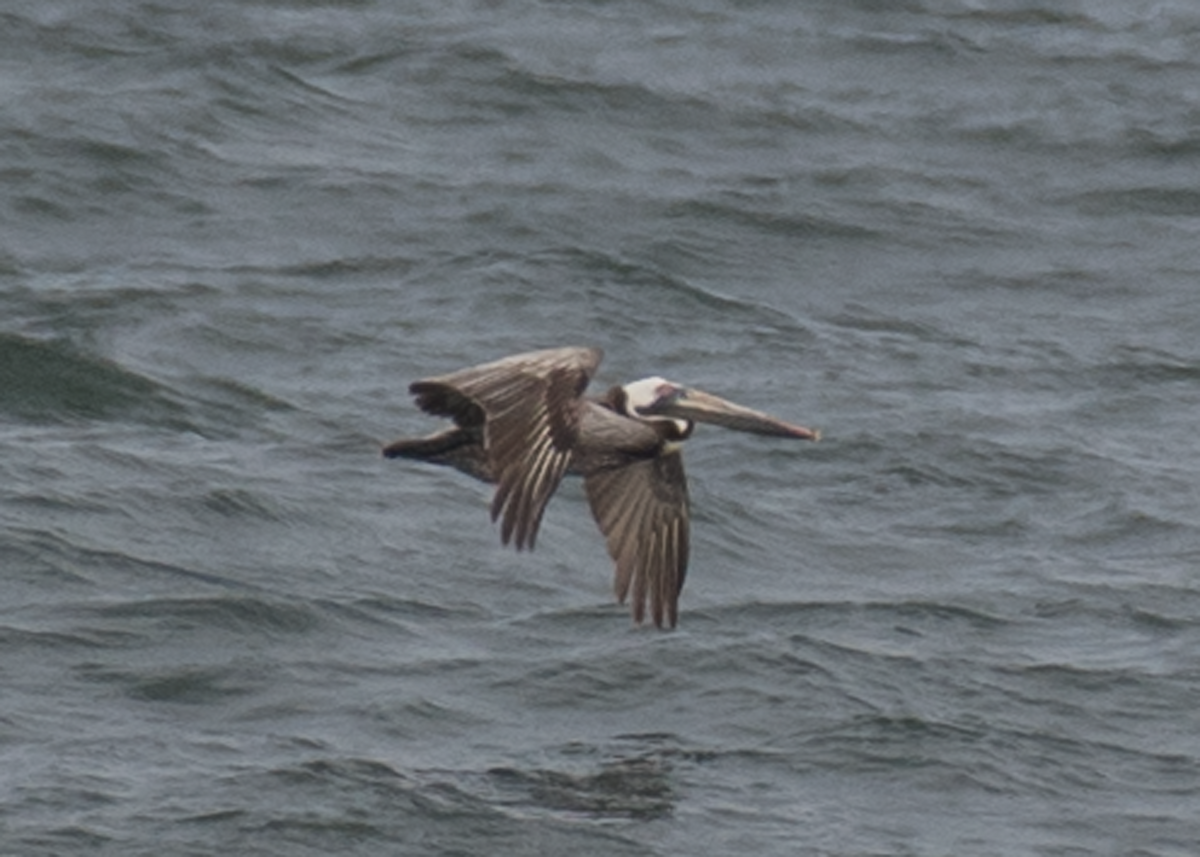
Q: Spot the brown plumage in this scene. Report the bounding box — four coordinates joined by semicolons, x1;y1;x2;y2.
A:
383;346;818;628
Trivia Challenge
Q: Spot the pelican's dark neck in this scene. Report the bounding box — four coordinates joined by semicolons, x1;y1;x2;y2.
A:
600;384;627;414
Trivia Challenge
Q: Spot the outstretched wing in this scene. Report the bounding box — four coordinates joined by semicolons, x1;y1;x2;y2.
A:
583;450;690;628
409;346;603;550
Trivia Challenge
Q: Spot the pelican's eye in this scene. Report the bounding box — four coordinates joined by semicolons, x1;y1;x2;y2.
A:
654;384;684;406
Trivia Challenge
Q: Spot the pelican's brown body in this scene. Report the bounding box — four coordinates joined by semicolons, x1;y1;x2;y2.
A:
384;346;817;628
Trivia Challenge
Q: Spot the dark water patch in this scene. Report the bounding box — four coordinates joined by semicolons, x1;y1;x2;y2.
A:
940;5;1094;29
802;712;988;765
355;697;492;741
77;663;258;705
488;646;694;711
0;333;188;428
1058;497;1194;555
699;598;1012;656
678;637;834;685
788;717;1054;803
979;710;1200;798
742;99;876;139
840;23;985;61
504;62;704;124
1020;583;1200;646
824;303;974;347
663;196;877;242
485;757;674;820
790;670;1196;797
7;4;172;58
368;655;489;684
1070;186;1200;218
1127;126;1200;159
269;62;367;111
4;123;194;233
6;280;221;340
391;244;818;365
1;531;103;591
343;592;489;625
329;39;420;79
176;375;298;440
0;249;20;278
1125;598;1200;633
525;246;818;351
956;267;1142;305
503;602;651;641
1085;345;1200;387
2;527;240;595
269;254;419;281
0;621;141;653
266;756;415;797
177;807;248;825
418;39;713;130
11;190;75;223
979;662;1200;765
1003;657;1200;739
198;487;288;522
173;307;382;371
295;598;457;653
23;131;172;188
941;440;1102;496
10;826;116;856
94;595;321;637
835;430;1101;525
200;58;372;152
206;756;657;857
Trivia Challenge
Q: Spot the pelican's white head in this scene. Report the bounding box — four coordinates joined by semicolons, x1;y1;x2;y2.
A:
620;377;690;434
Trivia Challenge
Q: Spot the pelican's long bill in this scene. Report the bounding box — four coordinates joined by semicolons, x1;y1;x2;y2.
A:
637;387;820;440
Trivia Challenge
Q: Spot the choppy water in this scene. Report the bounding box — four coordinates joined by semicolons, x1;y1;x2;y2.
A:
3;1;1200;854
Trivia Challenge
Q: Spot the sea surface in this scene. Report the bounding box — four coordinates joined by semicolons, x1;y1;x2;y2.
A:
3;1;1199;855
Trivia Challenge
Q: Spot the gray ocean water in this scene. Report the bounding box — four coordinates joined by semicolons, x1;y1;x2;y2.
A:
3;1;1199;854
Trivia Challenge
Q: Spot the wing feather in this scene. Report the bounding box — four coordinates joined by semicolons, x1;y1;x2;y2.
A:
583;450;690;628
411;347;603;550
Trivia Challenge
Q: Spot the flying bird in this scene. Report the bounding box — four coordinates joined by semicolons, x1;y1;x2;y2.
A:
383;346;818;628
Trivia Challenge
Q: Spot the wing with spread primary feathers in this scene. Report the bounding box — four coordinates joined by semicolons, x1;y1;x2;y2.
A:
583;450;690;628
408;346;603;551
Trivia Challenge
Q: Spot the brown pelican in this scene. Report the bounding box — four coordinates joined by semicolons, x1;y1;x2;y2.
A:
383;346;818;628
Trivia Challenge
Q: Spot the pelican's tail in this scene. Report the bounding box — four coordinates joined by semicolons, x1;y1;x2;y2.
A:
383;428;494;483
